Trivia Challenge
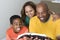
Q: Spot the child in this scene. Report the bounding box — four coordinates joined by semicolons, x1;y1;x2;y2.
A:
6;15;28;40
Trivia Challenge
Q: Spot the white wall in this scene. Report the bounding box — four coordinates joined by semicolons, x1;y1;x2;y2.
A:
0;0;40;39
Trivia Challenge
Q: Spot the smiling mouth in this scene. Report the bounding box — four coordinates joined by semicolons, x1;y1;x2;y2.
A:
16;28;20;31
40;18;44;20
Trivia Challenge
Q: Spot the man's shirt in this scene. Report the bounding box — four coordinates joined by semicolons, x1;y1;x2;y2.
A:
6;26;28;40
29;16;56;40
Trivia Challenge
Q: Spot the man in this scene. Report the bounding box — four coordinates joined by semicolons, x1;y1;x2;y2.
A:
29;2;56;40
6;15;28;40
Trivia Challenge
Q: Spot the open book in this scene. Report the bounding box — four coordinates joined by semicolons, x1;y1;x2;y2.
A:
17;33;48;40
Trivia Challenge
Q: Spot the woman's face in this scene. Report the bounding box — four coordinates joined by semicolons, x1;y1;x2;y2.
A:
25;5;35;18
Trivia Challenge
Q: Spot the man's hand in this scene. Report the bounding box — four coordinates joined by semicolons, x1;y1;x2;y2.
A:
56;36;60;40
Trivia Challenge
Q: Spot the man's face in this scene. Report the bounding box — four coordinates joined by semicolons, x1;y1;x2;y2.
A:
36;6;48;22
12;18;22;33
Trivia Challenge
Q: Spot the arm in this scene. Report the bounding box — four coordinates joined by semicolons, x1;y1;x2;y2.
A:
56;36;60;40
29;19;37;33
6;34;11;40
56;22;60;40
24;27;28;33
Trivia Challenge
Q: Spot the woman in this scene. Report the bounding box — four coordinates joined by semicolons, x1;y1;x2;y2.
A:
21;1;36;28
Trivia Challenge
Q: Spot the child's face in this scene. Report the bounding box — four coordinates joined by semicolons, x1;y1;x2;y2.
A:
12;18;22;33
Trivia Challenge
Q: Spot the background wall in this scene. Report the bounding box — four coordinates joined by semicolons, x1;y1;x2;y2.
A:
43;1;60;13
0;0;40;39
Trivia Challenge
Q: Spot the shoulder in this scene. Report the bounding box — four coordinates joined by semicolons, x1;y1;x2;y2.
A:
22;26;28;30
21;26;28;32
55;19;60;25
30;16;38;22
6;27;13;34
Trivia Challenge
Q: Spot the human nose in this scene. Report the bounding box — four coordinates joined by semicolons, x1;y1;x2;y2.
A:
39;13;42;17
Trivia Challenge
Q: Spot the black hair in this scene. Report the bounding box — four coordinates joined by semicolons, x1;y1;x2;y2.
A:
10;15;21;24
